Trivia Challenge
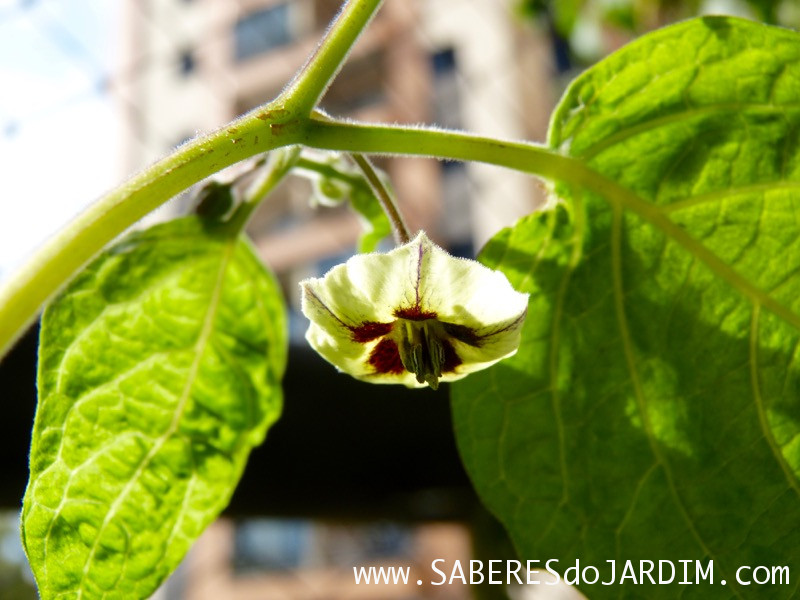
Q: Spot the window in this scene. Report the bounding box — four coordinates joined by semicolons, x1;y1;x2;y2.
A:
320;51;385;114
235;4;292;62
431;47;472;252
431;47;456;76
178;49;195;76
431;47;460;130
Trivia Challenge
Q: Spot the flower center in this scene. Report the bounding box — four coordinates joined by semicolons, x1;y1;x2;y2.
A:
395;319;448;390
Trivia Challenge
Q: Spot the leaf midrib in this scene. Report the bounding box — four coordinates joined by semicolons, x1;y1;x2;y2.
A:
609;204;743;599
566;159;800;333
572;102;800;161
663;181;800;214
749;305;800;500
577;154;800;578
73;237;237;597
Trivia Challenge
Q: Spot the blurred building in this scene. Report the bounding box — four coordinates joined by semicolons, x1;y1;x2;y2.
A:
152;519;478;600
117;0;556;270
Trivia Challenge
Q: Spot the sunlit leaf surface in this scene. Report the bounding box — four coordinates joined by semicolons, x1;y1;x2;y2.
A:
453;17;800;598
23;217;286;599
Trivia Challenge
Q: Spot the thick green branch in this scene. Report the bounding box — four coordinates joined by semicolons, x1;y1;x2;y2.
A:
300;117;800;332
299;117;580;182
0;0;386;360
0;104;304;359
280;0;384;115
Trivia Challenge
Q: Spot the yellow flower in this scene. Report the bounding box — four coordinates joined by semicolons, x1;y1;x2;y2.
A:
300;232;528;389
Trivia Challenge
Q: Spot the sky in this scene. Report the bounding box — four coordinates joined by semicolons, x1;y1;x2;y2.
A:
0;0;120;282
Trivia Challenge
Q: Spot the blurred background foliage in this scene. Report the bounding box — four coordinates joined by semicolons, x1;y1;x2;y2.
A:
515;0;799;63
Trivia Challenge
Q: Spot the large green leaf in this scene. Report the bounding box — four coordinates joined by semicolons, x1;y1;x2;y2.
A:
452;16;800;598
22;217;287;599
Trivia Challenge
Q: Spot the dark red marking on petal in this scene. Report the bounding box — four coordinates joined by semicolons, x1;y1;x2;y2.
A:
442;322;482;347
441;338;462;373
394;306;437;321
350;321;394;343
368;338;405;374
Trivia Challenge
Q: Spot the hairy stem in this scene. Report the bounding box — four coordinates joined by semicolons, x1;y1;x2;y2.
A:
300;117;800;330
280;0;385;116
0;0;386;359
0;105;304;359
300;117;570;179
0;114;589;360
294;156;364;187
228;146;303;232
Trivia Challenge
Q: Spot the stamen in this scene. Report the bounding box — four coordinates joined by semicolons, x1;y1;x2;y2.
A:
396;320;448;389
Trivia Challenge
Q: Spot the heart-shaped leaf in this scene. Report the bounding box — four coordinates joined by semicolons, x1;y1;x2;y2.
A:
452;16;800;598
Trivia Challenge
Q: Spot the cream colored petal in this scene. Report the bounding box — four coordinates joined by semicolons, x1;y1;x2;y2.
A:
446;333;523;377
301;280;421;385
441;309;527;364
413;233;529;331
301;282;372;371
364;369;426;387
304;322;372;377
305;321;426;387
299;233;437;325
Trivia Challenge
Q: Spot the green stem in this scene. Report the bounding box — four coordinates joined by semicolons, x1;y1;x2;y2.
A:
294;156;364;187
279;0;385;116
0;0;385;360
300;117;571;180
301;117;800;331
0;110;580;360
0;103;307;359
227;146;303;232
350;154;411;244
301;111;411;243
245;147;301;204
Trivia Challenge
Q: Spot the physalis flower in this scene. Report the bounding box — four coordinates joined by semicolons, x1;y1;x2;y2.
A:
300;232;528;389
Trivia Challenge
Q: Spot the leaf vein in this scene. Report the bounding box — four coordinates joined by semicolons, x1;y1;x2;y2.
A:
749;304;800;499
579;103;800;160
610;205;740;597
74;238;236;597
663;181;800;214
